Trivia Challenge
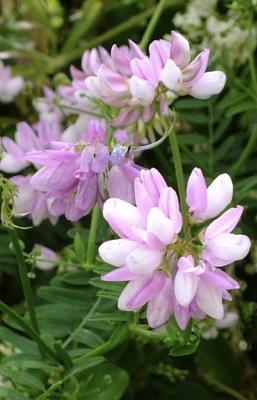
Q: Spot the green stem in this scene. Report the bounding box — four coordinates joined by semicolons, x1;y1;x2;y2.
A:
168;129;188;235
0;301;61;364
201;373;248;400
86;204;100;267
140;0;167;50
208;101;214;175
63;298;101;348
8;228;39;334
230;125;257;177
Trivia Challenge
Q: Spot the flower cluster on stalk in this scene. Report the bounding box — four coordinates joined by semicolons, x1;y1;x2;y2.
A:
0;30;250;331
99;168;250;329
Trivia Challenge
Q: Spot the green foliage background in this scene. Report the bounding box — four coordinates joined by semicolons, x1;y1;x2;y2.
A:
0;0;257;399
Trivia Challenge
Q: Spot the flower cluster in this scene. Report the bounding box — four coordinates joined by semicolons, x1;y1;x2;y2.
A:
99;168;250;329
61;31;226;126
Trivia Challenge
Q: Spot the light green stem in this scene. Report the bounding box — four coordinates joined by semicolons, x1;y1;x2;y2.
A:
8;228;39;334
168;129;188;235
63;298;101;348
230;125;257;177
140;0;167;50
86;204;100;267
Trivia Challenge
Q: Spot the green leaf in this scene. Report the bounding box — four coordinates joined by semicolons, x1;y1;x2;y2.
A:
59;271;90;286
225;100;256;117
78;363;129;400
0;327;38;355
65;356;105;380
195;337;243;390
37;286;94;307
0;368;44;392
73;329;105;348
0;388;28;400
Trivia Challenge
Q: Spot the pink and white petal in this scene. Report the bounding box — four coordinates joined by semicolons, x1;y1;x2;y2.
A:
205;205;244;240
174;303;190;330
202;268;239;290
160;59;183;91
189;71;226;100
126;245;162;276
147;207;175;246
118;277;147;311
183;49;210;84
101;266;139;281
203;233;251;267
129;76;156;106
186;167;207;216
135;178;155;218
147;277;173;328
0;153;27;173
199;173;233;220
103;198;145;240
98;239;139;267
128;273;165;309
177;255;195;273
139;168;167;205
158;187;182;233
170;31;190;69
174;269;198;307
196;281;224;319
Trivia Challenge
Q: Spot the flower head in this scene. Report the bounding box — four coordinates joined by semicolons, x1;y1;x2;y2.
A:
99;167;250;329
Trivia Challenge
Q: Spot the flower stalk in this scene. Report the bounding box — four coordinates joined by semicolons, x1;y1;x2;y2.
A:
86;204;100;267
8;227;40;334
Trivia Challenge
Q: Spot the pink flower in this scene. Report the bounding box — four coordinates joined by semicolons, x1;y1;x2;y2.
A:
11;175;57;226
99;167;250;329
33;245;58;271
0;120;62;174
99;168;182;327
0;61;24;103
186;167;233;220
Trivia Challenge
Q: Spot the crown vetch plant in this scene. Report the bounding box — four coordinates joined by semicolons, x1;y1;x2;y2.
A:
0;1;255;398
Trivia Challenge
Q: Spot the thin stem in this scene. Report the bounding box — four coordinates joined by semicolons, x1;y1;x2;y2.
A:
249;53;257;95
140;0;167;50
86;204;100;267
0;301;61;364
208;101;214;175
230;125;257;177
8;228;39;334
201;374;248;400
63;298;101;348
168;129;188;235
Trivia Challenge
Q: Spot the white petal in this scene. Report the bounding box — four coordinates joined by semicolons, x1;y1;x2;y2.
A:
189;71;226;100
98;239;138;267
126;245;162;276
199;173;233;220
0;153;27;173
128;76;156;106
196;281;224;319
160;59;183;91
147;207;174;245
204;233;251;266
174;269;198;307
